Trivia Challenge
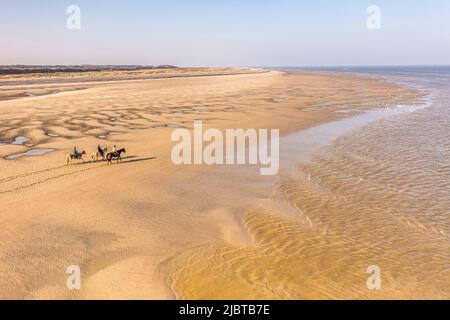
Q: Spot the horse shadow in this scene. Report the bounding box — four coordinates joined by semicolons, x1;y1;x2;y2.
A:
119;156;157;164
70;155;157;166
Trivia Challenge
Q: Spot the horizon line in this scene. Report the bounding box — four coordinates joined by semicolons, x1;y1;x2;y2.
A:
1;64;450;68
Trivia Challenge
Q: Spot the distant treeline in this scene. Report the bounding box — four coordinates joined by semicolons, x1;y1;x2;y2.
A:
0;65;177;75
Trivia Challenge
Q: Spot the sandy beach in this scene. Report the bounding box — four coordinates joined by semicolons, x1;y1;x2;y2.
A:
0;68;437;299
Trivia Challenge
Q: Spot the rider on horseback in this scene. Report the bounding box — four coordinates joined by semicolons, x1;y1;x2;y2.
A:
97;145;105;158
73;146;80;158
106;146;125;164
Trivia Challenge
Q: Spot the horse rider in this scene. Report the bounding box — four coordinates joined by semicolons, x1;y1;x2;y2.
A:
73;146;80;158
97;145;105;158
112;145;117;153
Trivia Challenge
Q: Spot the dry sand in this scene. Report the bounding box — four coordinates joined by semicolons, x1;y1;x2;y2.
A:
0;69;422;299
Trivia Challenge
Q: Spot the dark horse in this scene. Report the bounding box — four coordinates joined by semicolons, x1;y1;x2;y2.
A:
91;146;107;162
106;148;126;164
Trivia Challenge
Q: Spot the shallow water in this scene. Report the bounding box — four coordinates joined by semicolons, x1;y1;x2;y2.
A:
11;136;30;145
6;148;55;159
277;70;449;298
280;102;430;166
173;68;450;299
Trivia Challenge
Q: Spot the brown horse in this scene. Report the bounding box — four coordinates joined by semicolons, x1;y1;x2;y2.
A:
66;150;86;165
106;148;126;164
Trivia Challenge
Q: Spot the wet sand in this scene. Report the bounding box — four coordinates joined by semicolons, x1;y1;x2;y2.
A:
0;69;427;299
172;99;449;300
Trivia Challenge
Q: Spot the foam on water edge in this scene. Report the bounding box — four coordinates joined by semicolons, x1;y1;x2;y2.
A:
280;99;432;168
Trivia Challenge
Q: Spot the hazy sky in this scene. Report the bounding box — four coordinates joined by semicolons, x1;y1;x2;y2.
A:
1;0;449;66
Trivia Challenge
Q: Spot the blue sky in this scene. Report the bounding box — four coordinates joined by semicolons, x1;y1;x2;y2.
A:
1;0;449;66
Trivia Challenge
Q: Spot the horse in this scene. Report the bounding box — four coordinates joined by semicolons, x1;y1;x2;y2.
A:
66;150;86;165
106;148;126;164
91;147;107;162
